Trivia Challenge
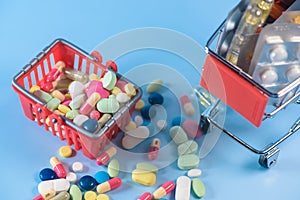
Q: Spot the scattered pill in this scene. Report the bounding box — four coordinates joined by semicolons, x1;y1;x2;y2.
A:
122;126;150;149
171;116;185;126
41;81;57;92
141;105;156;120
64;68;88;84
80;93;101;115
96;146;117;165
97;95;120;113
57;104;71;114
66;110;79;120
138;192;152;200
96;177;122;193
51;191;70;200
73;114;89;127
34;90;53;103
182;119;202;138
260;69;278;84
192;178;206;198
124;83;136;96
62;100;71;107
39;168;57;181
72;161;84;172
180;95;195;116
136;162;158;174
69;81;85;99
82;118;99;133
38;178;70;194
125;121;137;131
178;154;200;170
152;181;175;199
33;188;56;200
107;159;120;178
116;79;127;91
148;138;160;160
90;110;101;120
111;86;122;96
94;171;110;184
169;126;188;145
79;175;98;191
177;140;198;156
29;85;40;94
187;168;202;178
84;191;97;200
47;97;61;111
134;115;144;126
98;114;112;128
116;92;130;104
148;92;164;105
135;99;145;110
96;194;110;200
146;79;163;93
69;184;82;200
69;94;87;110
132;169;156;186
50;157;67;178
85;80;110;98
59;146;73;158
156;120;167;131
102;71;117;90
175;176;191;200
66;172;77;183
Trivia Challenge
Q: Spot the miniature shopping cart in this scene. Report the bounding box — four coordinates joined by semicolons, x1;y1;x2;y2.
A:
12;39;142;160
197;19;300;168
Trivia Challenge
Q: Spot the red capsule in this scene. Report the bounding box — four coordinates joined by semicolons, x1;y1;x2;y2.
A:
138;192;152;200
148;138;160;160
50;157;66;178
153;181;175;199
46;61;65;82
96;146;117;165
96;177;122;193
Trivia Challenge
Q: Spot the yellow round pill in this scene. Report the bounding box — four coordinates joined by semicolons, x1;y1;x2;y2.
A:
84;191;97;200
59;146;73;158
135;99;145;110
96;194;110;200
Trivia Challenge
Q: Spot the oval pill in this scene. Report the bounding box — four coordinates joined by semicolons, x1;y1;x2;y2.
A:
180;95;195;115
38;178;70;194
132;169;156;186
124;83;136;96
59;146;73;158
187;168;202;178
39;168;57;181
177;154;200;170
69;184;82;200
146;79;163;93
65;110;79;120
73;114;89;127
175;176;191;200
79;175;98;191
51;191;71;200
182;119;202;138
94;171;110;184
82;119;99;133
84;191;97;200
47;97;61;111
177;140;198;156
96;194;110;200
102;71;117;90
122;126;150;149
116;92;130;104
135;99;145;110
148;92;164;105
169;126;188;145
192;178;206;198
107;159;120;178
136;162;158;174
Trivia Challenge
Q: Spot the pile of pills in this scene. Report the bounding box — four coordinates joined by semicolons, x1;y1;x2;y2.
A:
29;61;138;133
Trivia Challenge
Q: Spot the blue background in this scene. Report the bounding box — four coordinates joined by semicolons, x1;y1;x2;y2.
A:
1;0;300;199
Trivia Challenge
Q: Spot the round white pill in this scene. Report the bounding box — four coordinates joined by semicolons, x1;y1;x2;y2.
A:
156;120;167;131
187;168;202;178
269;45;288;62
286;65;300;82
260;69;278;84
72;161;84;172
134;115;143;126
66;172;77;183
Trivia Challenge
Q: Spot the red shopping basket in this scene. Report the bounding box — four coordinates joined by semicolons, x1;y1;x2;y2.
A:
12;39;142;159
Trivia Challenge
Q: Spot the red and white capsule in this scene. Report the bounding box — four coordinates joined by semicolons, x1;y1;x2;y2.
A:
138;192;152;200
96;177;122;193
153;180;175;199
148;138;160;160
180;95;195;116
50;157;67;178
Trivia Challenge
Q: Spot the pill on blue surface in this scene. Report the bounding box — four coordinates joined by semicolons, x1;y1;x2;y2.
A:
169;126;188;145
72;161;84;172
148;92;164;105
135;99;145;110
97;194;110;200
39;168;57;181
192;178;206;198
82;118;99;132
51;191;70;200
177;154;200;170
156;119;167;131
107;159;120;178
132;169;156;186
146;79;163;93
187;168;202;178
177;140;198;156
171;116;185;126
66;172;77;183
175;176;191;200
38;178;70;194
84;191;97;200
134;115;144;126
182;119;202;138
122;126;150;149
136;162;158;174
79;175;98;191
94;171;110;184
69;184;82;200
141;105;156;120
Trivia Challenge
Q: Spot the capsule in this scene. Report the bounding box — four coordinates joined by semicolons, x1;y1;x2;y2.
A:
32;188;56;200
46;61;65;82
79;92;101;115
50;191;70;200
180;95;195;116
50;157;67;178
96;177;122;193
138;192;152;200
51;90;65;102
64;68;88;84
41;81;58;92
98;114;111;128
96;146;117;165
152;181;175;199
148;138;160;160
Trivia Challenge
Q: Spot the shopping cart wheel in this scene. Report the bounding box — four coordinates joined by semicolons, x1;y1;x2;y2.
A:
258;145;280;168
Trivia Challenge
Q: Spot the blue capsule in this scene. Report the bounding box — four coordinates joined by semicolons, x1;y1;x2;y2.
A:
79;175;98;191
39;168;57;181
148;92;164;105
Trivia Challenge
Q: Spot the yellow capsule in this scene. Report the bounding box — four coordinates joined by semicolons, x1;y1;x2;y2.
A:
124;83;136;97
58;104;71;114
135;99;145;110
111;87;122;96
29;85;40;93
59;146;73;158
84;191;97;200
51;90;65;102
